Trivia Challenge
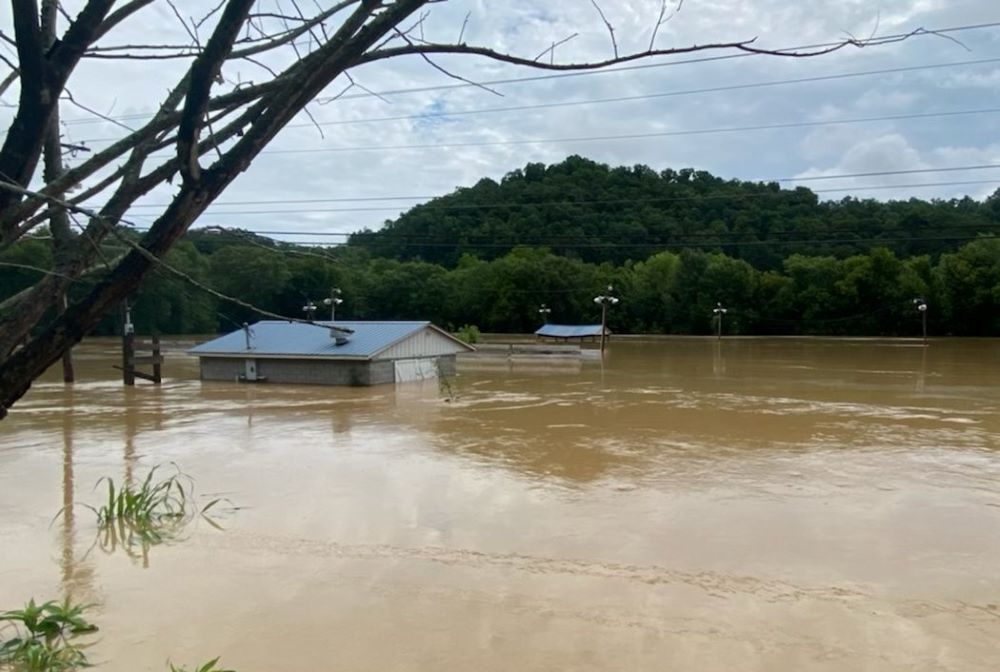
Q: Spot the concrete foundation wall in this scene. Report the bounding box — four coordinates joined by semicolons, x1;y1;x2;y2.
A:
198;356;454;386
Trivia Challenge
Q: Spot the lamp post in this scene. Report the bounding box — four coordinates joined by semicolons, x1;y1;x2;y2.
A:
712;302;727;340
302;299;317;321
538;303;552;324
593;285;619;354
913;297;928;344
323;287;343;321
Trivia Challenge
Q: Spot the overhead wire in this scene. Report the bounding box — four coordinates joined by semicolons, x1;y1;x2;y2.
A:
117;171;1000;218
56;20;1000;128
205;107;1000;156
255;234;997;250
71;56;1000;144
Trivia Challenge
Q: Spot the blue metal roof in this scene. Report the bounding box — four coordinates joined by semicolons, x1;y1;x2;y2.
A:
189;321;466;360
535;324;607;338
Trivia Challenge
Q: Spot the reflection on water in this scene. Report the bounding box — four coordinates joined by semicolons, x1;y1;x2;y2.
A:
1;337;999;671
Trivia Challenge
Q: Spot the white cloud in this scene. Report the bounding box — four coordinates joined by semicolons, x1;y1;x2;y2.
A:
794;132;1000;200
941;68;1000;90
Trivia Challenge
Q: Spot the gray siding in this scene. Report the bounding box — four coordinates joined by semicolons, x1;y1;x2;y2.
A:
376;327;468;360
200;357;245;382
200;357;393;386
198;355;453;386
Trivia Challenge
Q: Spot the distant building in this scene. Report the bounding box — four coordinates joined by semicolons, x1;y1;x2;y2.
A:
534;324;610;343
189;320;474;386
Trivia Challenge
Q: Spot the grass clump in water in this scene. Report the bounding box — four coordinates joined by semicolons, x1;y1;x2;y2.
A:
1;599;235;672
82;464;224;559
0;599;97;672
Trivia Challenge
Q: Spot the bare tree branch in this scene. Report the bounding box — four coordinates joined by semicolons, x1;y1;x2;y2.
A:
229;0;358;59
176;0;256;184
649;0;682;51
589;0;618;58
0;69;19;98
533;33;578;63
0;51;17;73
0;0;116;218
165;0;200;46
195;0;230;32
457;11;470;43
93;0;156;42
358;28;927;72
393;26;504;97
62;88;137;133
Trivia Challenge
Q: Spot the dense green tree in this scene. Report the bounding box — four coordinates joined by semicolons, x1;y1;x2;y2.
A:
208;245;292;323
4;162;998;341
0;237;53;302
350;157;997;270
936;238;1000;336
130;242;218;335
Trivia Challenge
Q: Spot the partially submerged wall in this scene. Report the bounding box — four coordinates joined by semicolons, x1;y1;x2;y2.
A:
198;356;455;386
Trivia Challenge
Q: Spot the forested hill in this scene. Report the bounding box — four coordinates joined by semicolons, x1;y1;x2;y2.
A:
348;155;999;268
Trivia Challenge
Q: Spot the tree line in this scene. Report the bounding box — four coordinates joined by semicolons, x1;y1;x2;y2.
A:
349;156;1000;270
3;226;996;338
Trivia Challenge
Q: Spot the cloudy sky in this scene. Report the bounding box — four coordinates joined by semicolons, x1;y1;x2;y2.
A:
3;0;1000;243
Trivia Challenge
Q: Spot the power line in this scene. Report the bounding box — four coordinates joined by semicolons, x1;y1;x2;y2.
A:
263;234;997;249
189;223;1000;245
121;176;1000;217
0;178;347;332
72;105;1000;158
221;107;1000;156
56;20;1000;128
72;57;1000;143
119;179;998;212
788;164;1000;182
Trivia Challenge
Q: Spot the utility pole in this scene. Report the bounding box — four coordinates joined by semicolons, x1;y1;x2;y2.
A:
593;285;619;354
121;301;135;386
713;302;728;340
42;0;77;384
913;298;928;344
324;287;343;321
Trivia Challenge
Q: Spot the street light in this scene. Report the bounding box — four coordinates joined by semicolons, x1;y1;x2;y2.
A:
913;297;928;344
712;302;728;340
323;287;343;321
302;299;317;320
538;303;552;323
593;285;619;353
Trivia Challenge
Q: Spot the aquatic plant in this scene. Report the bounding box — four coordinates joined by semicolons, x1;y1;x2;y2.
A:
66;464;227;562
1;598;234;672
0;599;97;672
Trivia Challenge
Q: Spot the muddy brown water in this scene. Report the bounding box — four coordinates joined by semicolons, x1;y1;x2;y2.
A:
1;337;999;671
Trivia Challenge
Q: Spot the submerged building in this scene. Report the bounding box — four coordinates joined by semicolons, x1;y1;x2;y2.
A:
189;320;474;386
534;324;610;343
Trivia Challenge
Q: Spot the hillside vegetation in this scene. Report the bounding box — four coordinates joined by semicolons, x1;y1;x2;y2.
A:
2;157;998;337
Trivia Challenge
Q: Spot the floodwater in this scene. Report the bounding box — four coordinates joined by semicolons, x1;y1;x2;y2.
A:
1;337;999;671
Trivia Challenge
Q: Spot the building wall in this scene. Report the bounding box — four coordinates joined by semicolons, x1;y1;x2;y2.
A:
199;357;394;386
200;357;244;382
377;328;466;360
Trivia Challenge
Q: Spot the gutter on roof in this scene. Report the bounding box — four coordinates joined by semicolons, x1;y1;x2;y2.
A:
189;352;373;361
